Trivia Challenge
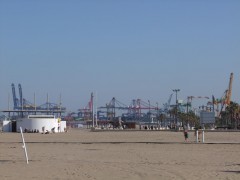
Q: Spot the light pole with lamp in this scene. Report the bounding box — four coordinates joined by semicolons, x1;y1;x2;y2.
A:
172;89;180;129
156;102;159;128
148;100;151;121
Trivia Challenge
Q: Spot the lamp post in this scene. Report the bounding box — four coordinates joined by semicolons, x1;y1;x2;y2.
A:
156;102;159;122
156;102;159;128
91;92;94;127
172;89;180;129
148;100;151;120
186;97;190;129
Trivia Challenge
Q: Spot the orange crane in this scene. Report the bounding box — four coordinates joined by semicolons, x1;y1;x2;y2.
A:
213;73;234;117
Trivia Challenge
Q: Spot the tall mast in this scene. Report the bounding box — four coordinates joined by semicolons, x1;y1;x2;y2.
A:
226;72;233;105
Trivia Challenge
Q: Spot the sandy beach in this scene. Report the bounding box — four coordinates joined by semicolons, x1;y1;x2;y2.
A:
0;129;240;180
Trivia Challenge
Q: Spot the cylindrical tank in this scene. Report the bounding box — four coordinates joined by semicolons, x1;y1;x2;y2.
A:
17;115;65;133
3;120;12;132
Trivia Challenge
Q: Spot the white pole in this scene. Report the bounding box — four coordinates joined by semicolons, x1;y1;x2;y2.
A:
196;130;198;143
34;93;36;111
202;130;205;143
47;93;49;111
59;93;62;111
20;127;29;164
8;93;10;110
92;93;94;127
95;91;98;127
21;93;23;111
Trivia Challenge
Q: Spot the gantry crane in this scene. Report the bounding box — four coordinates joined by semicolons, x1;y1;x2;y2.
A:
187;96;210;104
18;84;23;108
11;83;19;109
212;73;234;117
187;96;210;112
163;94;173;112
78;93;94;120
11;83;66;113
127;99;158;120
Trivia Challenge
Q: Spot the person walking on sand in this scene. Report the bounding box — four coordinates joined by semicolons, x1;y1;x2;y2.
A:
184;129;189;142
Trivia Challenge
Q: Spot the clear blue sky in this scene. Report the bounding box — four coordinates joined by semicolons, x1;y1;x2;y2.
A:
0;0;240;112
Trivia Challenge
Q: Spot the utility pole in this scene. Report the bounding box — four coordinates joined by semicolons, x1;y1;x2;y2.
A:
91;92;94;127
173;89;180;129
95;91;98;127
187;99;189;129
148;100;150;121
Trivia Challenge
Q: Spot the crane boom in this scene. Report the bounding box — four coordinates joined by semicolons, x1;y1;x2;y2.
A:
187;96;209;102
163;94;173;111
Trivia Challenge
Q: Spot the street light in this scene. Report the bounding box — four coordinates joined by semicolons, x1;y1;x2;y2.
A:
148;100;151;120
172;89;180;128
156;102;159;119
156;102;159;128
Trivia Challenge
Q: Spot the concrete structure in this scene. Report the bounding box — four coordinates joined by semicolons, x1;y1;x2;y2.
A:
17;115;66;133
2;120;12;132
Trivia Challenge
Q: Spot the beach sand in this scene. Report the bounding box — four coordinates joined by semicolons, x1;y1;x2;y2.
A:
0;129;240;180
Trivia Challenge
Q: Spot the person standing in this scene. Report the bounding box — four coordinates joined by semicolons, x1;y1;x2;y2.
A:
184;129;189;142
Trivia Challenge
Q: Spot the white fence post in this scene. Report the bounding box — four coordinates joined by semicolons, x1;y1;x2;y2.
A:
20;127;29;164
196;130;198;143
202;130;205;143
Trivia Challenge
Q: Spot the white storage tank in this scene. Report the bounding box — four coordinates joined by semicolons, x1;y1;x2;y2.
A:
17;115;66;133
2;120;12;132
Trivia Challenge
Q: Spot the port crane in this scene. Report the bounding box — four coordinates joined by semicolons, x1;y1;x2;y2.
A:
211;73;234;117
18;84;35;109
11;83;19;109
186;96;210;113
163;94;173;112
187;96;210;103
11;83;35;110
78;93;94;120
11;83;66;113
126;99;159;120
100;97;129;120
98;97;159;121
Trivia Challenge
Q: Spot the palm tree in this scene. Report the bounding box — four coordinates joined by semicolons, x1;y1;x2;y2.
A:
224;102;239;129
157;113;166;128
188;111;200;128
168;107;177;128
177;110;199;129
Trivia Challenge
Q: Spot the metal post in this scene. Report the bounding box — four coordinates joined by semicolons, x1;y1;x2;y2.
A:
148;100;150;121
34;93;36;112
20;127;29;164
91;93;94;127
202;130;205;143
8;93;10;111
95;91;98;127
59;93;62;117
196;130;198;143
47;93;49;113
186;98;189;129
173;89;180;129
